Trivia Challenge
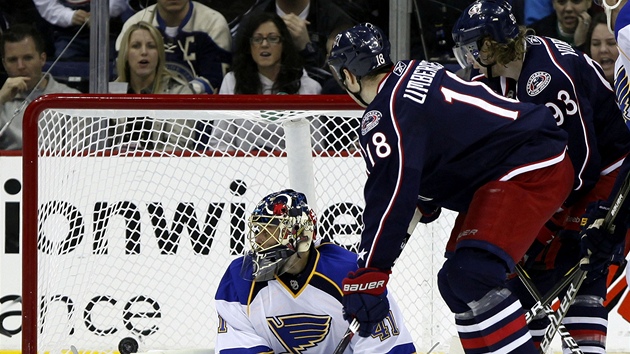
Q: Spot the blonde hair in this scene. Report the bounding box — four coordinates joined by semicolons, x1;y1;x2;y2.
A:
485;26;532;66
116;21;168;93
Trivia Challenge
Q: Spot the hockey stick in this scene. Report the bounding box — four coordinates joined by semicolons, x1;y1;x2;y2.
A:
332;318;359;354
538;261;587;354
524;170;630;352
523;261;584;323
334;208;422;354
604;170;630;233
516;264;583;354
332;205;430;354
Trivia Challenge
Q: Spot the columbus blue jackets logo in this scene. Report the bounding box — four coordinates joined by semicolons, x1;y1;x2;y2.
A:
361;110;382;136
526;71;552;96
267;314;331;352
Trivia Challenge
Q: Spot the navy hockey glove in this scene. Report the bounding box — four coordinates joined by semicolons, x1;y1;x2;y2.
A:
579;201;626;277
341;267;391;337
522;219;562;269
417;202;441;224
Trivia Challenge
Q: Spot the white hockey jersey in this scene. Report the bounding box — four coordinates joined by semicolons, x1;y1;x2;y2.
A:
615;4;630;124
214;243;416;353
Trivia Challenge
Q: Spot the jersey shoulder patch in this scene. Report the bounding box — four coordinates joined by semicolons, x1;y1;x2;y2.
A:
361;110;383;136
526;71;552;96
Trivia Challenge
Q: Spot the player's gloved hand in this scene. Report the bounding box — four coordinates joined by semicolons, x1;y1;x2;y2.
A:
417;202;441;224
521;219;561;269
579;201;626;276
189;77;213;94
342;267;391;337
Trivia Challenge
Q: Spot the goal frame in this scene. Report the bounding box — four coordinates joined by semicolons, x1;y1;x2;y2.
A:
21;93;360;354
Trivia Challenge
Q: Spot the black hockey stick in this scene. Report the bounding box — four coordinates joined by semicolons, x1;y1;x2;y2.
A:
523;170;630;353
538;265;586;354
521;260;587;354
516;264;583;354
333;318;359;354
604;169;630;233
523;260;584;323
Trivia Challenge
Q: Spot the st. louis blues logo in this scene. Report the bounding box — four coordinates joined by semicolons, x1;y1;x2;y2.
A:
526;71;551;96
361;110;382;136
267;314;331;353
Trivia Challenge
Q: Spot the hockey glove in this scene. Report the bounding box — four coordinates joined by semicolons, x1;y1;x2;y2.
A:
521;219;562;269
579;201;627;276
341;267;391;337
417;202;441;224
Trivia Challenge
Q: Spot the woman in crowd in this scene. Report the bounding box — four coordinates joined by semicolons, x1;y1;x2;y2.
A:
210;11;321;152
585;12;619;85
113;21;195;151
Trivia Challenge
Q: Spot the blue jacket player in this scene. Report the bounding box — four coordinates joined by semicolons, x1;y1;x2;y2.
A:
452;2;630;352
579;0;630;325
327;23;574;354
214;189;416;353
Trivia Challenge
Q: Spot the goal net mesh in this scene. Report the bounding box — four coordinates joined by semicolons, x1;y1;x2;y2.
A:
23;95;457;354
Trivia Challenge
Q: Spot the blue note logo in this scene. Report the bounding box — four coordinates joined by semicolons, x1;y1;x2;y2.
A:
267;314;331;352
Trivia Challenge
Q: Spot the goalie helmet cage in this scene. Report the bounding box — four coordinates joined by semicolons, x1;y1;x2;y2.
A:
21;94;456;354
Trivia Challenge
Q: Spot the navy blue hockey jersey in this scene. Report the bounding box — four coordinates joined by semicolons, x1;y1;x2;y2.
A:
357;60;569;270
479;35;630;201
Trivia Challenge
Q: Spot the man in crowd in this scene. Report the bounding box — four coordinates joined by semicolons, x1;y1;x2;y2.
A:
0;24;79;150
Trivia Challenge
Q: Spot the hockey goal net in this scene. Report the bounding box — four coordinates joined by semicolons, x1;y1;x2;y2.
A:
22;94;457;354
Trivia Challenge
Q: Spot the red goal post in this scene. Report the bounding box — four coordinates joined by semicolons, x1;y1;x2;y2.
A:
21;94;456;354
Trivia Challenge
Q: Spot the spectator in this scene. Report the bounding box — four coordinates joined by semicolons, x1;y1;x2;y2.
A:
215;189;416;352
321;25;359;153
231;0;355;85
0;23;79;151
112;21;195;151
209;11;321;152
318;24;348;94
116;0;232;94
529;0;594;47
33;0;128;60
585;12;618;85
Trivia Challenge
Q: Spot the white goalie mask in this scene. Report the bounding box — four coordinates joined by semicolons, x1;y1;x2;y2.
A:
240;189;317;282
